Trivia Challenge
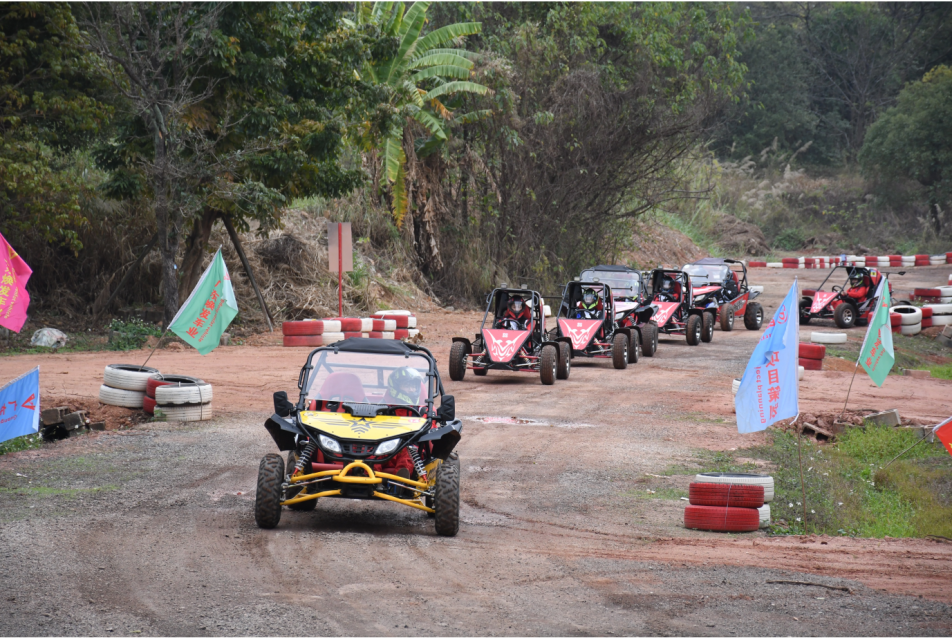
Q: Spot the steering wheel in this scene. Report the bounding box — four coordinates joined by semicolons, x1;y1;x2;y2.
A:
831;285;842;292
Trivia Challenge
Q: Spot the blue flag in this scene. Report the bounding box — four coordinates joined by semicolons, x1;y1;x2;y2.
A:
735;281;799;433
0;367;40;444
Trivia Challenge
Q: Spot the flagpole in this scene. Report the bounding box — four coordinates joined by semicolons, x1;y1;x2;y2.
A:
837;362;860;423
142;326;171;368
839;274;888;422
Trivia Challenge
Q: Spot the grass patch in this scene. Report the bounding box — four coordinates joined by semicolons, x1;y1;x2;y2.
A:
0;485;117;498
625;486;688;500
0;434;42;456
928;363;952;380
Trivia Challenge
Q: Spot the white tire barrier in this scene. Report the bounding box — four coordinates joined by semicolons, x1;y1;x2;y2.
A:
798;365;804;381
749;285;764;294
695;473;774;503
810;332;847;344
900;322;922;336
731;379;741;396
103;364;159;392
99;384;145;409
155;383;213;406
154;403;214;422
758;504;771;528
766;262;782;268
931;315;952;326
892;306;922;325
925;303;952;316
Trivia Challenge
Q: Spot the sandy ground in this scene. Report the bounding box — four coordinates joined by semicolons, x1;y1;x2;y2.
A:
1;265;951;636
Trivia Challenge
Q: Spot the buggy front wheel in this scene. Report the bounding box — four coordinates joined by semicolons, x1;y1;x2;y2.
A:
628;331;641;364
556;342;571;380
540;345;557;385
612;333;629;369
686;315;702;346
641;322;658;357
449;342;467;381
254;453;284;529
434;460;460;537
745;302;765;330
702;312;715;343
833;302;856;329
720;306;734;331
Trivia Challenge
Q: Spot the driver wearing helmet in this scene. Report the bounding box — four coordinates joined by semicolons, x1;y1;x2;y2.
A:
575;287;604;319
845;271;869;302
383;366;425;406
495;294;532;331
656;275;681;302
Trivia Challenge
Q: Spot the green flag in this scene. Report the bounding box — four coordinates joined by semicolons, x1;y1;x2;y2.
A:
858;276;894;386
169;248;238;355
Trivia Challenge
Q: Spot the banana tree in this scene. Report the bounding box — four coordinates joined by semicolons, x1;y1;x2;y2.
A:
354;1;491;225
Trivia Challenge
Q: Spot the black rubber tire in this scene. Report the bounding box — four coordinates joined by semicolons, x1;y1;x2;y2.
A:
433;460;460;537
540;344;557;385
612;332;629;369
720;306;734;331
628;330;641;364
286;451;317;511
701;312;715;343
799;299;812;325
686;314;702;346
641;322;658;357
428;452;459;518
472;353;488;376
834;302;857;329
449;341;467;381
556;341;571;380
254;453;284;529
745;302;765;330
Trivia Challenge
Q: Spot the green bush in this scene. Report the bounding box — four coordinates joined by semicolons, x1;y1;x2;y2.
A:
773;227;805;251
0;434;42;456
107;318;162;351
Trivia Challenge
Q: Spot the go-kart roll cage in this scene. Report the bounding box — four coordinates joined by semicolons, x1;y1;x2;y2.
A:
477;287;547;343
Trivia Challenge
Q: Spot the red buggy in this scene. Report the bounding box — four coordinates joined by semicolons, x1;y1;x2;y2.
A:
682;258;764;331
647;268;716;345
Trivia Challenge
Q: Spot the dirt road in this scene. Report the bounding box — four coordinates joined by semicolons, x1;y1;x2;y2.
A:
1;266;951;635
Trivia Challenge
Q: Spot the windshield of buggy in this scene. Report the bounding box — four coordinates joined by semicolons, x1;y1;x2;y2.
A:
683;264;730;284
304;350;432;407
579;270;640;297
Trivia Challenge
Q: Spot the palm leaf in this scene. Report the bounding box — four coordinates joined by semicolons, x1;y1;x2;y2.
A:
412;108;448;140
380;2;402;36
391;159;409;227
416;22;482;54
420;48;480;61
402;80;425;107
452;109;493;125
410;65;472;83
397;2;430;40
409;52;474;70
384;7;428;84
424;80;491;101
383;132;405;182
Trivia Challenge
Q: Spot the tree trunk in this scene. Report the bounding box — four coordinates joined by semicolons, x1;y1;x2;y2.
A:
153;131;179;325
179;209;219;300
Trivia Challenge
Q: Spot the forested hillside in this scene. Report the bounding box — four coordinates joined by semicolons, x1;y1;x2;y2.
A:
2;2;951;329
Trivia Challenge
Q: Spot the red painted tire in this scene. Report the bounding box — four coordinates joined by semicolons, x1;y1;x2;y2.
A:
749;261;767;267
688;483;764;508
799;357;822;370
684;505;760;532
891;325;901;333
922;317;933;329
394;329;410;339
325;318;362;332
283;335;323;347
921;307;934;319
799;343;826;360
890;312;901;326
146;374;202;398
143;395;156;415
368;331;383;338
343;331;364;339
282;320;324;336
783;263;799;269
782;258;799;264
914;288;941;297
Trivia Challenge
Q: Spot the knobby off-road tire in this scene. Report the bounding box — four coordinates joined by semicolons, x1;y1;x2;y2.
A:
628;331;641;364
720;306;735;332
286;450;317;511
612;333;629;369
798;299;812;326
433;459;460;537
745;302;765;330
556;341;571;380
449;342;467;381
702;312;715;343
427;452;459;518
540;344;557;385
255;453;284;529
834;302;857;329
641;322;658;357
686;315;702;346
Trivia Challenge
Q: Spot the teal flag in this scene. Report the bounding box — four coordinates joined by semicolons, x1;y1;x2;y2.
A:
169;248;238;355
858;276;894;386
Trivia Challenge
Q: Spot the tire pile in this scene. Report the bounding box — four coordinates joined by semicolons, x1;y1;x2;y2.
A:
751;252;952;268
684;473;774;532
798;342;826;371
913;286;952;305
99;364;213;422
282;310;419;347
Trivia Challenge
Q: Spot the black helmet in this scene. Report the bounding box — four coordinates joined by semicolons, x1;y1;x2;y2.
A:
508;295;525;313
581;288;599;307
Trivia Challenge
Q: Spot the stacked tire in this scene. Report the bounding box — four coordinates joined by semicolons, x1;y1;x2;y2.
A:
99;364;159;409
371;310;419;340
799;342;826;371
685;473;774;532
892;305;923;336
281;311;419;346
926;302;952;327
282;319;345;347
151;374;213;422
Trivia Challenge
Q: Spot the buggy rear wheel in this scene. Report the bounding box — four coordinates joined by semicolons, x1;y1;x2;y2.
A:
286;451;317;511
798;299;811;325
720;306;735;331
628;330;641;364
686;314;702;346
433;459;460;537
556;342;571;380
745;302;764;330
449;342;467;381
254;453;284;529
612;333;629;369
641;322;658;357
702;312;715;343
834;302;856;329
540;345;557;385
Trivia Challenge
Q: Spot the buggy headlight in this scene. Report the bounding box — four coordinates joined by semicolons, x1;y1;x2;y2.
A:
318;434;341;454
375;438;400;455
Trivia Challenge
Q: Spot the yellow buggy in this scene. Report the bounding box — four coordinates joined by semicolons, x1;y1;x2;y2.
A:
256;338;462;536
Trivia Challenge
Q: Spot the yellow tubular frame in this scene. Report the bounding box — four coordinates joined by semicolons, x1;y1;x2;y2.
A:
280;459;443;512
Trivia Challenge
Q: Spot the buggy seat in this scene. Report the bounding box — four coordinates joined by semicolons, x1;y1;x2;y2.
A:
309;372;367;411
